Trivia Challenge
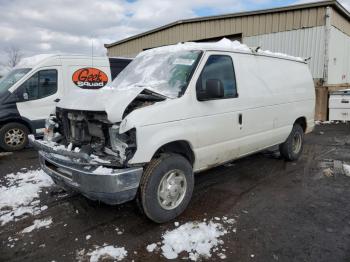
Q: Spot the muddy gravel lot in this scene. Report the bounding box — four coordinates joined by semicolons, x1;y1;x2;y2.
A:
1;123;350;262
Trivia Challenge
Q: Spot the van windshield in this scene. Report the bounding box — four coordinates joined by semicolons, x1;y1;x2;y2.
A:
110;50;202;98
0;68;31;94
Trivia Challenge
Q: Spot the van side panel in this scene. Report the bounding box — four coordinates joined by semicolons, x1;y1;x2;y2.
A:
229;53;315;157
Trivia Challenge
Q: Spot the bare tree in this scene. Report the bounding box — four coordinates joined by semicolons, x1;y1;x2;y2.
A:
5;46;23;68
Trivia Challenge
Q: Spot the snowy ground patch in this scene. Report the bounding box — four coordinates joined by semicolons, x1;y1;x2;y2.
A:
88;245;127;262
147;217;237;261
21;217;53;233
146;243;157;252
343;164;350;177
0;169;54;226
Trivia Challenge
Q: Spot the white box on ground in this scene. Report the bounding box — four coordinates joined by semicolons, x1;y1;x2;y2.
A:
329;89;350;121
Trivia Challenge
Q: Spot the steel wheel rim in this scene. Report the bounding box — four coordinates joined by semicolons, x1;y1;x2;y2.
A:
292;132;302;154
157;169;187;210
4;128;25;147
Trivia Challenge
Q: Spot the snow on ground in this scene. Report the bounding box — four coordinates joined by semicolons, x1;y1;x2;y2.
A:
315;120;346;125
147;217;237;261
21;217;53;233
344;164;350;177
88;245;127;262
146;243;157;252
0;169;54;226
115;227;124;235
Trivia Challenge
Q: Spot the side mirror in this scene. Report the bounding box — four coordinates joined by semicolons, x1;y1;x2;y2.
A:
198;79;224;101
23;92;29;100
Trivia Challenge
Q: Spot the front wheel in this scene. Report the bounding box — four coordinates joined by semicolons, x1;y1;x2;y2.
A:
0;123;29;151
279;123;304;161
138;153;194;223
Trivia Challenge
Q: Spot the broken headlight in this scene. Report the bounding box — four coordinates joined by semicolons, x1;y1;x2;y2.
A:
108;125;136;163
44;115;57;141
44;114;62;142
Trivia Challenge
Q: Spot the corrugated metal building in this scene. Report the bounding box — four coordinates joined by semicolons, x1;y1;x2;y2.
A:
105;0;350;120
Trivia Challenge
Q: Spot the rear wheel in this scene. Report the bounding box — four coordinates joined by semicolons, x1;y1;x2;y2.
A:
279;123;304;161
0;123;29;151
138;153;194;223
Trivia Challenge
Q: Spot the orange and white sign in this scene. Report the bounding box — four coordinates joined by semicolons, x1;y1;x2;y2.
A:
72;68;108;89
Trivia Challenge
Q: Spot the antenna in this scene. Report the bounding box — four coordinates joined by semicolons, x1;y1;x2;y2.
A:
91;36;94;68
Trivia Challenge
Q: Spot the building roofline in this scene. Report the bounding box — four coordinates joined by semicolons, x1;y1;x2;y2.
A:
105;0;350;48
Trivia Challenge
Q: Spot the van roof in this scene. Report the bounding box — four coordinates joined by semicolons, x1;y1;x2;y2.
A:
141;38;306;63
15;54;131;69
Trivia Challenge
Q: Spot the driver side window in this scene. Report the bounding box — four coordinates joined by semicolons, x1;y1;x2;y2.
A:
23;73;39;100
20;69;57;100
196;55;237;100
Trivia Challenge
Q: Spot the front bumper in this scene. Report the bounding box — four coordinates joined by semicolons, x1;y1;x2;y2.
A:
32;138;143;205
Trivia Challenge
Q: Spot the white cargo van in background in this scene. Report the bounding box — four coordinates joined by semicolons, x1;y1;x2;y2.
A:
0;55;132;151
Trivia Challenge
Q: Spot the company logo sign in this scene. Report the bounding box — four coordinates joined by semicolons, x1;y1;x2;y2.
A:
72;68;108;89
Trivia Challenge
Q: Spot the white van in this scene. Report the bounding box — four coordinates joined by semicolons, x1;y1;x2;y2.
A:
31;39;315;223
0;55;131;151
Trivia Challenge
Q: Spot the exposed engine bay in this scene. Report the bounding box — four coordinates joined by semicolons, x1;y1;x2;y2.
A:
49;89;166;167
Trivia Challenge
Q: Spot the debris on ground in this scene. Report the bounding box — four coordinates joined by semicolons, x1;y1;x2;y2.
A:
115;227;123;235
87;245;127;262
0;169;54;225
323;168;334;177
22;217;53;233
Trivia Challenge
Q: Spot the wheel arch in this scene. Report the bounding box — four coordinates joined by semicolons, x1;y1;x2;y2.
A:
0;118;34;133
294;117;307;133
153;140;195;166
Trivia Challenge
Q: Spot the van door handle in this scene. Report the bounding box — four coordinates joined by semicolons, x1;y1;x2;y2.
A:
238;113;243;125
54;98;60;103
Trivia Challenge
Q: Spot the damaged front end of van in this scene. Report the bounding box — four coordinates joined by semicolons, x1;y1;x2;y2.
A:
30;48;202;205
30;108;143;205
29;86;169;204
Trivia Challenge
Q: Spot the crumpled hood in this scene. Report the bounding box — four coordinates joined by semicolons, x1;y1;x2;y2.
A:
57;86;145;123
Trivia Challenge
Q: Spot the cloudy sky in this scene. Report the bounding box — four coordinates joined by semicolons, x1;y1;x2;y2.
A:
0;0;349;74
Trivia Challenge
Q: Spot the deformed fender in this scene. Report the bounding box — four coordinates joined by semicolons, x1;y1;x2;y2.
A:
127;121;198;165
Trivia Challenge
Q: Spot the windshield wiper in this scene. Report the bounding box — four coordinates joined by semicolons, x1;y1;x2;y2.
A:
142;88;170;100
132;83;173;99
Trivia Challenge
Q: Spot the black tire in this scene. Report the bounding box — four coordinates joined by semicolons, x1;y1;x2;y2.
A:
0;123;30;151
138;153;194;223
279;123;304;161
